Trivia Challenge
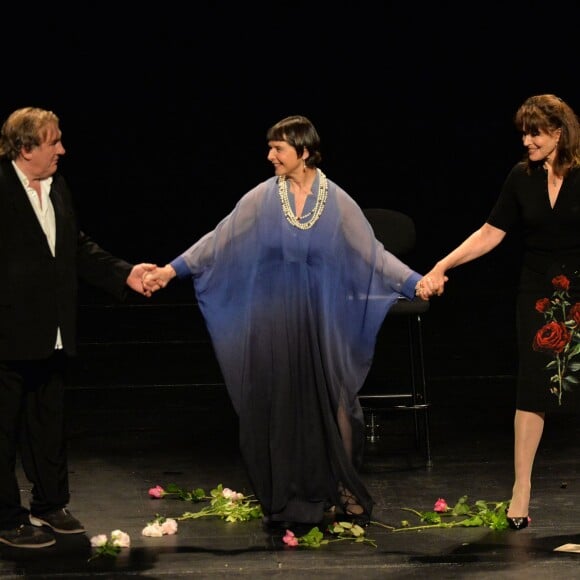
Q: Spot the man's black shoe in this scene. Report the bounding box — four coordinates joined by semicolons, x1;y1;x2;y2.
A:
0;524;56;548
30;508;85;534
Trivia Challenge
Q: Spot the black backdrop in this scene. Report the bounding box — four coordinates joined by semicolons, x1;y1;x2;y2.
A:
5;2;580;379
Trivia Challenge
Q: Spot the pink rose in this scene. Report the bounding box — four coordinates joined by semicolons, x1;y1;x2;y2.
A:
222;488;244;501
282;530;299;547
433;498;448;512
148;485;165;498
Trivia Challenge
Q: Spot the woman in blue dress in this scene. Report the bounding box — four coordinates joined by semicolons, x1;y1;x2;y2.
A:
144;115;432;527
425;94;580;530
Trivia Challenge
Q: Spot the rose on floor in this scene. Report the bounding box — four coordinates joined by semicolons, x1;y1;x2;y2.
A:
391;496;510;532
148;483;207;502
88;529;130;562
142;514;178;537
283;521;377;549
148;483;263;523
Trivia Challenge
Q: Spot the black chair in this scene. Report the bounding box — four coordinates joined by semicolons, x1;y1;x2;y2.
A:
358;208;432;468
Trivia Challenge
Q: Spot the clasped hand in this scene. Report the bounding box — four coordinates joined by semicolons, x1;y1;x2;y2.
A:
126;264;176;297
141;264;176;294
415;270;448;301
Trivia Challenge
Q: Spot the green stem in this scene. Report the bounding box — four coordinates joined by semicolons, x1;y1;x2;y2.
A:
391;522;460;532
369;520;395;530
400;507;424;518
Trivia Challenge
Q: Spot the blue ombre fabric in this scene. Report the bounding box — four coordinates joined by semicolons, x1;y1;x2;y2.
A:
170;173;421;523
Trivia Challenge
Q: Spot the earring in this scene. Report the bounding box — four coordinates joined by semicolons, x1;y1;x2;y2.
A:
303;160;307;172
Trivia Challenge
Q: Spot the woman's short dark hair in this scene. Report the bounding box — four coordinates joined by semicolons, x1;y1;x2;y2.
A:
267;115;322;168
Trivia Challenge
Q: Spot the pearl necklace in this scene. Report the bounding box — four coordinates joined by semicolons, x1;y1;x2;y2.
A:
278;169;328;230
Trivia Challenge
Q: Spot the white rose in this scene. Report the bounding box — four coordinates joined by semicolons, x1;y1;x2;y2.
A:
142;523;164;537
110;529;131;548
90;534;108;547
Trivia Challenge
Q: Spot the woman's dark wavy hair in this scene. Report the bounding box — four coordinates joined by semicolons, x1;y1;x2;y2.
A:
266;115;322;168
514;94;580;176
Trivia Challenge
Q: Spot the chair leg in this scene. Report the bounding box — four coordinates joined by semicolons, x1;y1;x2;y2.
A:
365;409;380;443
409;313;433;468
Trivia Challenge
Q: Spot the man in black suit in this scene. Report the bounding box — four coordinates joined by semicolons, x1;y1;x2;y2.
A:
0;107;155;548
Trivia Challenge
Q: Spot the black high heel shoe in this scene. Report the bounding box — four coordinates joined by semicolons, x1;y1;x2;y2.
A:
505;508;529;530
338;486;370;527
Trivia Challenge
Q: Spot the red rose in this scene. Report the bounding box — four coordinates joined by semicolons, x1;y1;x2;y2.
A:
552;275;570;291
535;298;551;313
570;303;580;325
533;321;571;354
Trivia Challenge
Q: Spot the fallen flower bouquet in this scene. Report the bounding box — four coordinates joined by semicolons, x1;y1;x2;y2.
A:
147;484;513;550
391;496;510;532
148;483;263;523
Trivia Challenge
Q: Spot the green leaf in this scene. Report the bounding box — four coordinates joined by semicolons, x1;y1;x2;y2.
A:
457;515;484;527
451;502;470;516
193;488;206;498
300;527;325;547
420;511;442;524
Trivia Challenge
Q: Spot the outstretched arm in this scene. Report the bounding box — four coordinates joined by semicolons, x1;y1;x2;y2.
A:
425;222;506;296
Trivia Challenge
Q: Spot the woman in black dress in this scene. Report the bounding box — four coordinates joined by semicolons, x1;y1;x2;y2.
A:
422;94;580;530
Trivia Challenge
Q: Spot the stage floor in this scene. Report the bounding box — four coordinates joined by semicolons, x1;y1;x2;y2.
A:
1;379;579;579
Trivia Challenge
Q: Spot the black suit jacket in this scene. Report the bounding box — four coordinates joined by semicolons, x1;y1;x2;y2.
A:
0;159;133;359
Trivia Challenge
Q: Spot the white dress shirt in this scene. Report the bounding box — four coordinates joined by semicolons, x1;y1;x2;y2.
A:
12;161;63;349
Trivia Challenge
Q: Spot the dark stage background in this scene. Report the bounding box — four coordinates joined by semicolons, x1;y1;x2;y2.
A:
5;2;580;385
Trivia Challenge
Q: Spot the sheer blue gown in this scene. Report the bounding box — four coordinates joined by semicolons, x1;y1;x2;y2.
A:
170;171;421;524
